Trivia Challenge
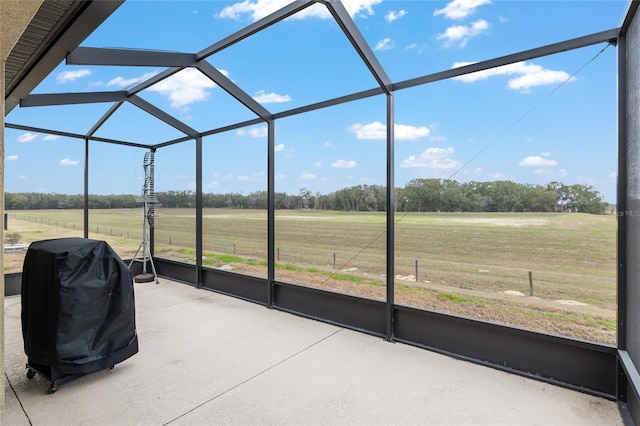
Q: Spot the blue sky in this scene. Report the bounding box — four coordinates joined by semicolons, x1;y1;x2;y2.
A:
4;0;629;202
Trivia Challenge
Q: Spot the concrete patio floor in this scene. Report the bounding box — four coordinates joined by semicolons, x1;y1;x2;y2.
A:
3;278;629;425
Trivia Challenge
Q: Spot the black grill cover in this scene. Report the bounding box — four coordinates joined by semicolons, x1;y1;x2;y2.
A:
21;238;138;375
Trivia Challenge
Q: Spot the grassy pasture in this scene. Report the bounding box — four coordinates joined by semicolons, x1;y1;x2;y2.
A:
6;209;617;344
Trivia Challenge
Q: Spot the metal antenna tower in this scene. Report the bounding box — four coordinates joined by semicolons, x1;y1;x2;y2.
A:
129;151;159;283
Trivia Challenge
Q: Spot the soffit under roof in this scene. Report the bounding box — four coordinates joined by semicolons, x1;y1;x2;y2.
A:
4;0;123;114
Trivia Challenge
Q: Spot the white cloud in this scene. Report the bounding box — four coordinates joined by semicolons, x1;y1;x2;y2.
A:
404;43;428;54
324;142;332;148
217;0;381;22
400;147;462;169
218;0;300;20
300;172;317;180
347;121;430;140
107;71;160;89
207;181;219;189
436;19;489;48
375;38;395;51
6;155;18;161
434;0;492;20
60;158;79;166
348;122;385;139
17;175;27;180
17;133;37;143
237;126;268;138
453;60;576;93
332;159;358;169
238;175;250;181
519;156;558;166
146;68;218;108
508;69;575;93
385;9;407;22
396;123;431;140
275;143;285;152
43;135;61;141
315;161;323;167
57;69;91;83
253;90;292;103
540;151;551;157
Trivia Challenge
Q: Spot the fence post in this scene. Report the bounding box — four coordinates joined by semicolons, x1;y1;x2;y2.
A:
415;259;418;282
529;271;533;296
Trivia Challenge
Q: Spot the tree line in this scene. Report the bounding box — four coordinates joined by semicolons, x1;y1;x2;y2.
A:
4;179;609;214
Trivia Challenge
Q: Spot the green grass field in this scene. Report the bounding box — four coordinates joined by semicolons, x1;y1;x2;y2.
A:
6;209;617;344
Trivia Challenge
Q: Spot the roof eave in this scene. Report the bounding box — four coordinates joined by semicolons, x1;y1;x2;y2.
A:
4;0;123;115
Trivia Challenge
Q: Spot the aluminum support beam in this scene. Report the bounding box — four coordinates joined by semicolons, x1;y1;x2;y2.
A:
5;122;154;149
128;67;183;95
86;136;152;149
322;0;392;94
273;88;384;120
267;120;276;306
395;28;619;91
618;34;628;351
620;0;640;35
619;4;640;419
153;135;197;150
67;47;197;67
20;91;128;107
196;0;318;59
5;122;88;140
83;138;89;239
196;138;203;287
153;118;266;149
197;61;272;121
385;93;395;341
87;102;124;138
149;147;157;258
128;95;199;138
199;118;266;139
